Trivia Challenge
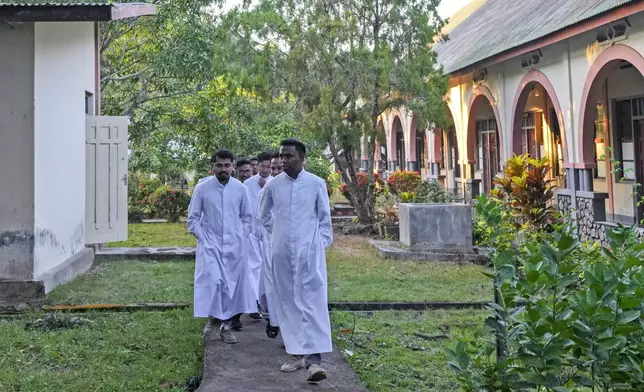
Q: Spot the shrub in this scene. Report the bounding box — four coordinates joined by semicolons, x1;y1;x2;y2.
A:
414;180;458;203
149;185;191;223
492;154;556;230
339;172;384;207
129;174;163;215
128;205;146;224
386;171;421;195
374;191;398;225
448;211;644;391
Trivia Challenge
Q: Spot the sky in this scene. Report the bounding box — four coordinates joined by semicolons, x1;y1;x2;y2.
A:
221;0;472;19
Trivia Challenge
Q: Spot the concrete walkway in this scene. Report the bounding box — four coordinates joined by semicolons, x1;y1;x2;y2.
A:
198;316;367;392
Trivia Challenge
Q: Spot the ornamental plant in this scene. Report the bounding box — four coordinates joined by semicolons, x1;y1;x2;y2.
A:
339;172;384;207
447;204;644;391
386;170;422;195
492;154;557;231
149;185;191;223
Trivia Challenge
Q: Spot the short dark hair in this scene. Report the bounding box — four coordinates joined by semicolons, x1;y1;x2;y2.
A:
211;149;234;163
280;138;306;156
235;158;251;168
272;151;280;159
250;157;258;162
257;152;273;162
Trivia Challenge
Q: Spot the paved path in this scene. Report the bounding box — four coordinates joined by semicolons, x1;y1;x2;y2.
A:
198;316;367;392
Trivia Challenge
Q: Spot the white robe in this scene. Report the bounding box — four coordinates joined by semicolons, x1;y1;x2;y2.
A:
257;184;279;325
187;177;256;320
258;170;333;355
243;174;273;303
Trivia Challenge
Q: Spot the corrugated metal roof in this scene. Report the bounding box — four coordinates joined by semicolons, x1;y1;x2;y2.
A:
435;0;638;74
0;1;110;5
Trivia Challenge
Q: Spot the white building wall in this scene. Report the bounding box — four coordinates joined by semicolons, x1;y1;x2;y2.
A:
33;22;96;281
0;23;35;280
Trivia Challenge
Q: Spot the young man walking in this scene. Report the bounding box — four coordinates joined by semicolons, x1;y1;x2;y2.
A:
188;149;256;344
243;152;273;320
258;139;333;382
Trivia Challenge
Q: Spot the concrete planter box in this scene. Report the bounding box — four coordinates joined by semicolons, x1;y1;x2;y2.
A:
378;223;399;240
398;203;472;249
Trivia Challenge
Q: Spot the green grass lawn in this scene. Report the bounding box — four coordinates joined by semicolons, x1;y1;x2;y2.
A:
332;310;488;391
0;310;203;392
52;226;491;305
107;223;196;247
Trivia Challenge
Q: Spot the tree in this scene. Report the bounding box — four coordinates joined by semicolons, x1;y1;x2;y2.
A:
228;0;450;224
99;0;326;176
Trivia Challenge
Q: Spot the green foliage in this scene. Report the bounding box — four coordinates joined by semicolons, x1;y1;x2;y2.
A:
448;210;644;391
128;173;163;218
149;186;190;223
387;171;422;196
225;0;447;224
339;172;384;207
492;154;557;230
374;191;399;225
414;180;458;204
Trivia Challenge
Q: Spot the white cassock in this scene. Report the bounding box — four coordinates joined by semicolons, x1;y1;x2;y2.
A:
187;177;256;320
257;185;279;326
243;174;273;303
258;170;333;355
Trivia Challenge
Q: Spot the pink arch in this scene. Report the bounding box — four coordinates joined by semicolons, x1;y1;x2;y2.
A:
577;44;644;168
467;85;504;163
511;69;569;165
390;115;403;161
408;116;420;162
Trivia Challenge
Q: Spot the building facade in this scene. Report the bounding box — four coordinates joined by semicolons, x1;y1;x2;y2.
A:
359;0;644;242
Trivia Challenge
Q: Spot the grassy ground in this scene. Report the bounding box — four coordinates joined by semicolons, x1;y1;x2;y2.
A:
0;309;203;392
332;310;488;391
107;223;196;248
54;226;491;305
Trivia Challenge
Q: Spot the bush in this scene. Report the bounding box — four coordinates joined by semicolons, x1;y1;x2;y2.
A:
374;191;398;225
149;185;191;223
414;180;458;203
129;173;163;216
128;205;146;224
492;154;557;230
339;172;384;207
448;205;644;391
387;171;421;195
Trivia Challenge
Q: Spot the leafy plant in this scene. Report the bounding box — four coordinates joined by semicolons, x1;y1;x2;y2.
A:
339;172;384;208
448;211;644;391
374;192;399;226
128;173;163;216
387;171;422;196
492;154;557;231
414;180;458;203
149;186;191;223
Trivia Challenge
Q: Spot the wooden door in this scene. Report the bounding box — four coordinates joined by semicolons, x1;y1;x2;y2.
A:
85;116;129;244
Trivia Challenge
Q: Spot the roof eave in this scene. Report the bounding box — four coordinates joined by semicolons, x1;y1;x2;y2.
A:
0;3;156;23
441;0;644;78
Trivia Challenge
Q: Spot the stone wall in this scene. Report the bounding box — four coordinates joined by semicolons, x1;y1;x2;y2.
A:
556;189;643;247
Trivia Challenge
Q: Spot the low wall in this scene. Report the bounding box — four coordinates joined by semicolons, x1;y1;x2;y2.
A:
399;203;472;249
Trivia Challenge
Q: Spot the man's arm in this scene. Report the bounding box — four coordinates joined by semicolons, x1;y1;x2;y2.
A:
240;185;253;237
187;185;204;241
258;183;274;234
316;180;333;248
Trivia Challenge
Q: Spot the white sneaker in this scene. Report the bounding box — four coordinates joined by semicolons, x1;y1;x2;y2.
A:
280;355;305;372
306;364;327;382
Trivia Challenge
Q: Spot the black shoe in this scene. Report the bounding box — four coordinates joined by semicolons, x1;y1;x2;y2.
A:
266;319;279;338
249;312;262;320
231;314;243;331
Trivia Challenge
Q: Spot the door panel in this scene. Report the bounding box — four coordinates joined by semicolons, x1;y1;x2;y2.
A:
85;116;128;244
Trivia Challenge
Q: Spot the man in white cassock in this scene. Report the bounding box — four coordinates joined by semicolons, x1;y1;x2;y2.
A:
243;151;274;320
187;149;256;344
258;139;333;383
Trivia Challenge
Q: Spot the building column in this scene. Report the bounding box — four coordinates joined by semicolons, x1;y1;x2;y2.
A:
388;161;397;172
406;161;418;171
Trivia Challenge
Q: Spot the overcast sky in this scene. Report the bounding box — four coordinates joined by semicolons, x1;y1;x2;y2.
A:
221;0;472;19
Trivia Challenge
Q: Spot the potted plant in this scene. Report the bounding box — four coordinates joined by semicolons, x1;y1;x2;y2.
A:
374;192;399;239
